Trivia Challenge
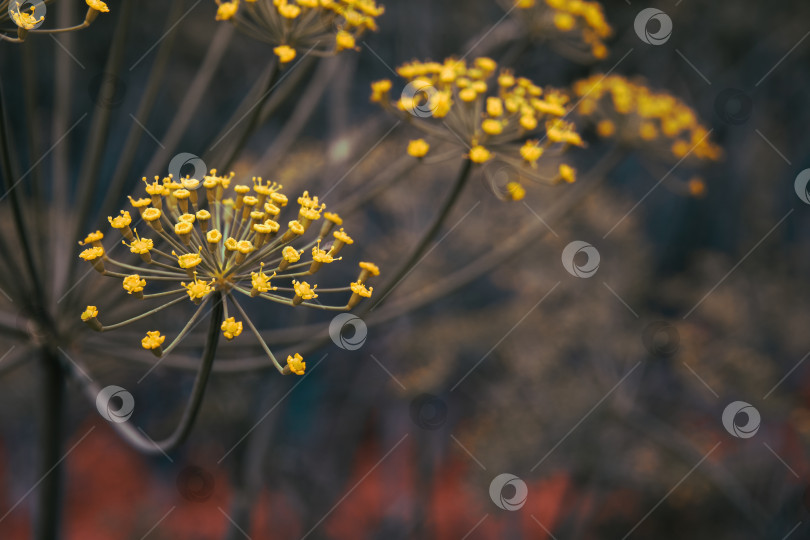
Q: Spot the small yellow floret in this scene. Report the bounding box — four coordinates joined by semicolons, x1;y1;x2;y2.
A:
286;353;306;375
274;45;297;63
221;317;243;340
81;306;98;322
469;145;492;164
123;274;146;295
407;139;430;158
141;331;165;350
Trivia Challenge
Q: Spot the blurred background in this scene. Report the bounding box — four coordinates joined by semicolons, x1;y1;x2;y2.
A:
1;0;810;538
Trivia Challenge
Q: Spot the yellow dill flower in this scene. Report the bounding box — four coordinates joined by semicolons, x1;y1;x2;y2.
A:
86;0;110;13
371;80;393;103
9;2;44;29
292;280;318;304
286;353;306;375
250;264;277;296
559;163;576;183
373;56;581;195
407;139;430;158
350;280;372;297
469;146;492;164
79;169;378;373
216;0;239;20
509;0;612;60
506;181;527;201
221;317;243;340
572;74;722;162
123;274;146;297
182;273;213;302
79;230;104;247
218;0;384;60
273;45;297;64
141;331;165;357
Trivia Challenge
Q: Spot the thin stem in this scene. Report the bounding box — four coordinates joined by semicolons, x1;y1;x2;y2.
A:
228;292;284;373
100;295;187;331
365;158;473;312
34;347;64;540
220;58;281;172
71;292;224;454
96;0;185;224
0;71;46;321
71;0;133;243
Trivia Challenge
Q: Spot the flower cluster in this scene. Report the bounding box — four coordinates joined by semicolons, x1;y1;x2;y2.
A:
79;170;379;375
507;0;612;60
371;56;584;199
1;0;110;42
215;0;384;64
572;74;722;161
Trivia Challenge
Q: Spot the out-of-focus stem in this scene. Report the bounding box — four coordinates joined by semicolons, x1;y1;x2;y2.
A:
34;347;64;540
364;157;474;313
220;58;281;172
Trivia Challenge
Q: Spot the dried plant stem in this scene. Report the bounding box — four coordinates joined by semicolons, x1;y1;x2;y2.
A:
220;57;281;172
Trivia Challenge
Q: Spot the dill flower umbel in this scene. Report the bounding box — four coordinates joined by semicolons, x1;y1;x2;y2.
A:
1;0;111;42
503;0;612;60
78;170;379;375
371;56;585;199
572;74;722;161
214;0;385;64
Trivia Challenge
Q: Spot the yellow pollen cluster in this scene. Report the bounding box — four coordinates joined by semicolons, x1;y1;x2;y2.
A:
573;74;722;161
371;56;582;198
514;0;612;59
215;0;385;64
